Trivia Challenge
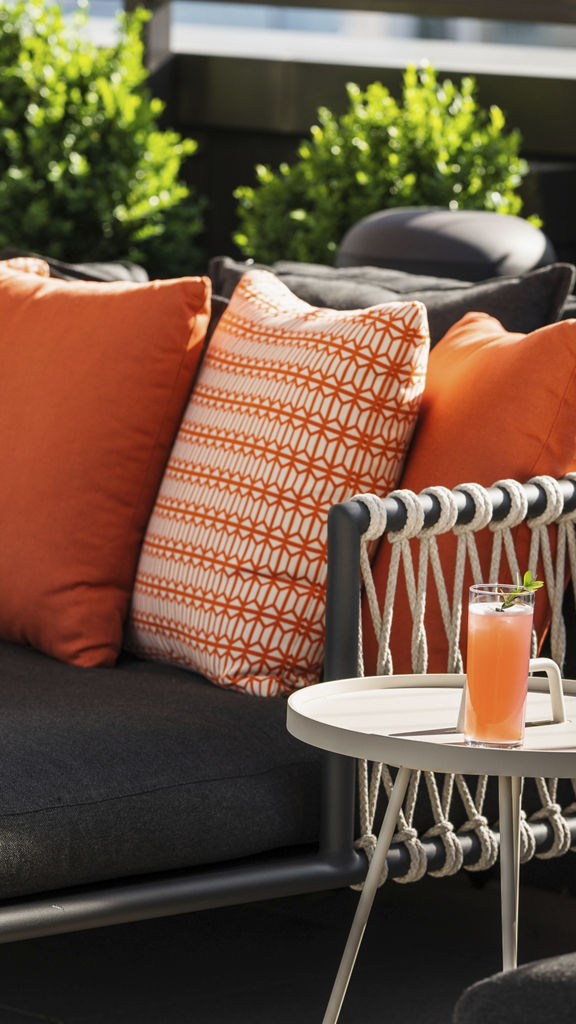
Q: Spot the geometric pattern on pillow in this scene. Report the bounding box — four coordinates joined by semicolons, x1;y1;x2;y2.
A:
128;269;430;695
0;256;50;277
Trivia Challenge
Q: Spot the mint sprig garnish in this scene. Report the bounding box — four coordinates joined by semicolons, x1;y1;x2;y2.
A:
499;571;544;611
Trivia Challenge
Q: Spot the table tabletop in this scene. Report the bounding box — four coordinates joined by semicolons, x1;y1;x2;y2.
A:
287;674;576;778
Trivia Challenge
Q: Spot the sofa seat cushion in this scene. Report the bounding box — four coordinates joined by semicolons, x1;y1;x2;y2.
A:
453;951;576;1024
0;641;320;900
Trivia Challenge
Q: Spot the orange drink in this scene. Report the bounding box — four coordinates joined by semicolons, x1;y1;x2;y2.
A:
464;584;535;748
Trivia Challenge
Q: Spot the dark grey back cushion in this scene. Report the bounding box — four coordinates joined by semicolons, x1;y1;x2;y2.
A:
0;641;320;900
335;207;557;280
209;256;575;346
560;293;576;320
0;247;148;282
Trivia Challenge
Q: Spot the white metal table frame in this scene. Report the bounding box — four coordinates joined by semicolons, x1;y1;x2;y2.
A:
287;663;575;1024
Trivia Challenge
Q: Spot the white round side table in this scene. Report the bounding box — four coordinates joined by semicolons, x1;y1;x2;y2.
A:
287;669;576;1024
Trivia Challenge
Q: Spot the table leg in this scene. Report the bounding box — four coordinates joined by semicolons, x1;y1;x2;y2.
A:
511;776;523;942
498;775;522;972
322;764;412;1024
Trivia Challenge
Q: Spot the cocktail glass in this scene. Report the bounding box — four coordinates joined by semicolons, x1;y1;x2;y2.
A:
464;583;535;748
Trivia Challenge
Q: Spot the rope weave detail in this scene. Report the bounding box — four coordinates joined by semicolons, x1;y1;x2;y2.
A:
353;477;576;890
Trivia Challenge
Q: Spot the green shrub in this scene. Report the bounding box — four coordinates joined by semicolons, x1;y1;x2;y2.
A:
0;0;204;276
234;64;531;265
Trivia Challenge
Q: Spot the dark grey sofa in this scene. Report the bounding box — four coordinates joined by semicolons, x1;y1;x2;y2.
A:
0;251;575;950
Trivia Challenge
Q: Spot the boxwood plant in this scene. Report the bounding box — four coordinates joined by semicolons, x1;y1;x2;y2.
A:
0;0;204;276
234;64;531;265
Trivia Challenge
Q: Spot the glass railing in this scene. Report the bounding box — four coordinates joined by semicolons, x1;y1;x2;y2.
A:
114;1;576;73
107;0;575;261
169;10;576;78
71;3;576;79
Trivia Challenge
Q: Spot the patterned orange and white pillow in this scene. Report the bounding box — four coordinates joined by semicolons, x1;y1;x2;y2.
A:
0;256;50;277
128;269;430;696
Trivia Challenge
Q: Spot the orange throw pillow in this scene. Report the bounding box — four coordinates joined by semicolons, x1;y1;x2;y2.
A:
0;266;211;666
128;269;430;695
363;311;576;675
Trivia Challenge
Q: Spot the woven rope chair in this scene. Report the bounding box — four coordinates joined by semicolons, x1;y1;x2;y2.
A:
326;474;576;888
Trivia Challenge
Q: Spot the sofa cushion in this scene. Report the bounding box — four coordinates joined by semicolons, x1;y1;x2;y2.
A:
0;640;320;900
335;207;557;280
209;256;575;345
560;293;576;320
0;266;211;668
453;952;576;1024
128;268;429;695
0;246;148;282
363;311;576;675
